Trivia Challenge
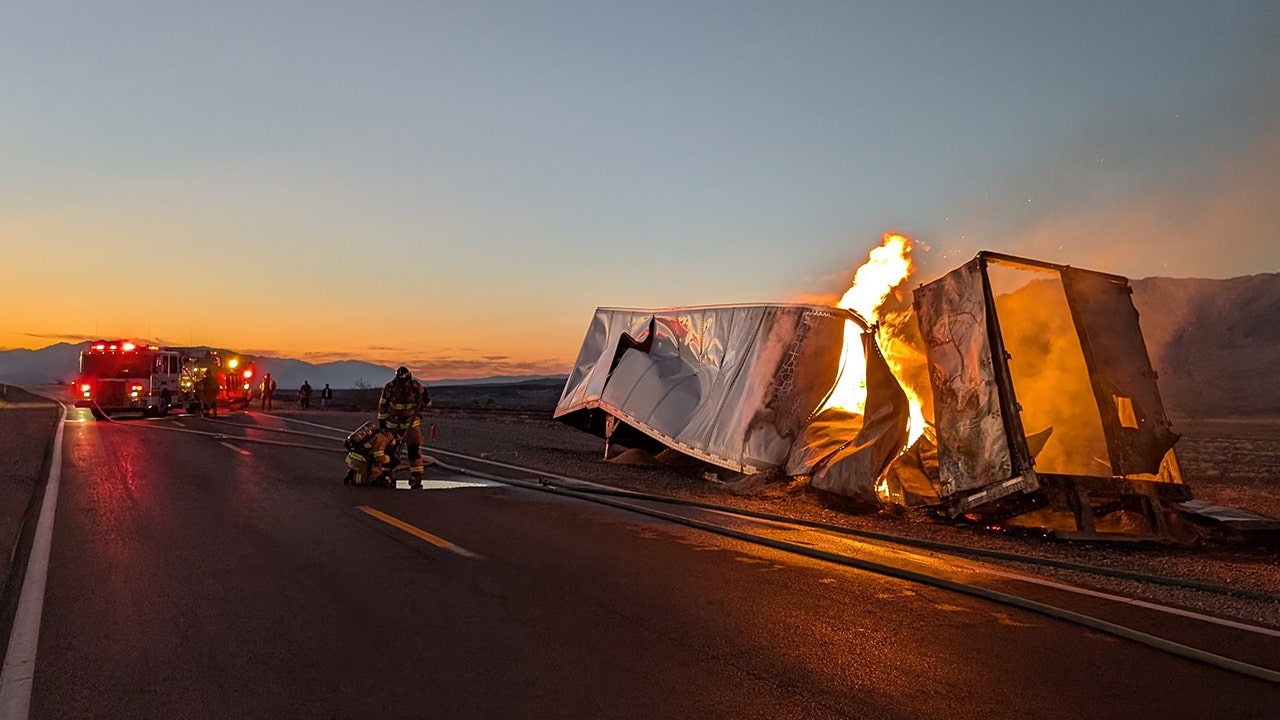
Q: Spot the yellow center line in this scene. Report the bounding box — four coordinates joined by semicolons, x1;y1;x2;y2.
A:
357;506;481;558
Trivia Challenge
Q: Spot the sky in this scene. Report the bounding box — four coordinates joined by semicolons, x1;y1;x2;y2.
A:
3;1;1277;380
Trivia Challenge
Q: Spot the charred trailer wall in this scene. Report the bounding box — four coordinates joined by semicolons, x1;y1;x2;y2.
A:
914;252;1191;539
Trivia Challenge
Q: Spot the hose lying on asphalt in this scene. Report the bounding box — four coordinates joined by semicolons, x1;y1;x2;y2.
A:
422;453;1280;686
67;405;1280;685
88;402;345;454
199;412;1280;604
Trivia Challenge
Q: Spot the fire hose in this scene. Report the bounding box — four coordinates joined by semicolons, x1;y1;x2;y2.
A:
86;404;1280;601
62;402;1280;685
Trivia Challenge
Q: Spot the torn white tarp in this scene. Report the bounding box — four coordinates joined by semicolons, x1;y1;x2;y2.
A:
554;305;908;497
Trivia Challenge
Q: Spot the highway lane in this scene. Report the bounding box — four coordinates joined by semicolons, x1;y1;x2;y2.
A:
17;410;1280;718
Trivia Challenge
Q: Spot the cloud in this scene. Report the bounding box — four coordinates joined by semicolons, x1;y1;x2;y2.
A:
299;350;362;360
21;332;102;343
397;355;572;380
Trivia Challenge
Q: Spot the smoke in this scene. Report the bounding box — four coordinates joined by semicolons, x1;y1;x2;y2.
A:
936;18;1280;280
954;127;1280;279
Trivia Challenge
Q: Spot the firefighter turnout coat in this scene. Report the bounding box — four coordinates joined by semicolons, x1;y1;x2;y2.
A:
377;375;429;475
345;421;397;485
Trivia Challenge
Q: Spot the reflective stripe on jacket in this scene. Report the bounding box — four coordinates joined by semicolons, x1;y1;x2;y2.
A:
377;378;427;425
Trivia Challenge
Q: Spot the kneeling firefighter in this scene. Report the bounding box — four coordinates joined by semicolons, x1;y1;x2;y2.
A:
377;366;430;486
344;420;399;486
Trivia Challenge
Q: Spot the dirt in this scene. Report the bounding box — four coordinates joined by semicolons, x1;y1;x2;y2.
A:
1172;416;1280;520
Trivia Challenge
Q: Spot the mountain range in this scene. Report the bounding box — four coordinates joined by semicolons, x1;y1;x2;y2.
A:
0;344;564;391
3;271;1277;416
1131;273;1280;417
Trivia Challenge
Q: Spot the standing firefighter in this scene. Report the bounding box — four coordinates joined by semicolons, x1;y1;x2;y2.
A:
198;370;220;417
378;366;430;485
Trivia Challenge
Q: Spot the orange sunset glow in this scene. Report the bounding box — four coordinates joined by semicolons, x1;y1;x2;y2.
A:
2;2;1275;384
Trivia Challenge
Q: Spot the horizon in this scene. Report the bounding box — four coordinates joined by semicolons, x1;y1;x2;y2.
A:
0;340;569;385
4;264;1278;375
3;2;1277;375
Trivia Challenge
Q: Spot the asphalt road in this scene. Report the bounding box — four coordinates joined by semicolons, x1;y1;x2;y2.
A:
6;407;1279;719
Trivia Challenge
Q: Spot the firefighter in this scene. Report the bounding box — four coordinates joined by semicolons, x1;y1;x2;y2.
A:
343;420;398;486
259;373;276;411
377;366;430;486
198;371;220;417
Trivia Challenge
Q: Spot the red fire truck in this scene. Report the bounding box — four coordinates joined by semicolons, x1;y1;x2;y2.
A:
74;340;257;419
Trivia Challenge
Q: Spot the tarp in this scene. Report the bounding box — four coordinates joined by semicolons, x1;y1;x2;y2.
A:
555;305;908;492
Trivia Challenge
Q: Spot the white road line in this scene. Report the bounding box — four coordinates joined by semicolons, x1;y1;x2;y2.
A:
969;564;1280;638
0;405;66;719
218;441;251;455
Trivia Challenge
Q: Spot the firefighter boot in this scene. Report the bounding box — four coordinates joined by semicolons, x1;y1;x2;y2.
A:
411;472;424;489
342;469;355;485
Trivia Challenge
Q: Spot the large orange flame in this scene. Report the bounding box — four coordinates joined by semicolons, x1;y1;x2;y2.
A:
821;233;926;446
836;234;914;321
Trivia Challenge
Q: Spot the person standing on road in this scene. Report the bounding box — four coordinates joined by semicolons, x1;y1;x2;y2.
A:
300;380;313;410
260;373;276;411
321;383;333;410
377;366;430;486
198;371;220;418
158;382;172;416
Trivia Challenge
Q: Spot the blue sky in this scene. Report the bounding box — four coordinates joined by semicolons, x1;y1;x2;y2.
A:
2;1;1276;377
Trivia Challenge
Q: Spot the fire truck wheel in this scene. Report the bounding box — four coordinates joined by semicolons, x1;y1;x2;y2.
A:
90;408;108;421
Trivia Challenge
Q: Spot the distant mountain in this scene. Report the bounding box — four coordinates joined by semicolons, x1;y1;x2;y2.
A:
0;342;86;384
252;356;565;390
1131;273;1280;417
0;343;565;391
251;357;396;391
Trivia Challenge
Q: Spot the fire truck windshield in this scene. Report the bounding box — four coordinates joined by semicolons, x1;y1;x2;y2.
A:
81;352;152;378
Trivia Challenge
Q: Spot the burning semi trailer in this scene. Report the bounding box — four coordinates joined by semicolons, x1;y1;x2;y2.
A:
555;241;1193;540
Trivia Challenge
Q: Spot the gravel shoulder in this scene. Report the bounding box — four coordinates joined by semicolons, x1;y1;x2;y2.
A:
0;385;60;629
392;407;1280;632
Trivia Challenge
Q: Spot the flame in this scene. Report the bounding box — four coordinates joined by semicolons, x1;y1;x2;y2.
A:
821;233;926;446
823;320;870;414
836;233;914;322
876;310;931;448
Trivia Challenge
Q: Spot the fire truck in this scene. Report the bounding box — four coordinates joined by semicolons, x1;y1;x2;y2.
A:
74;340;257;419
